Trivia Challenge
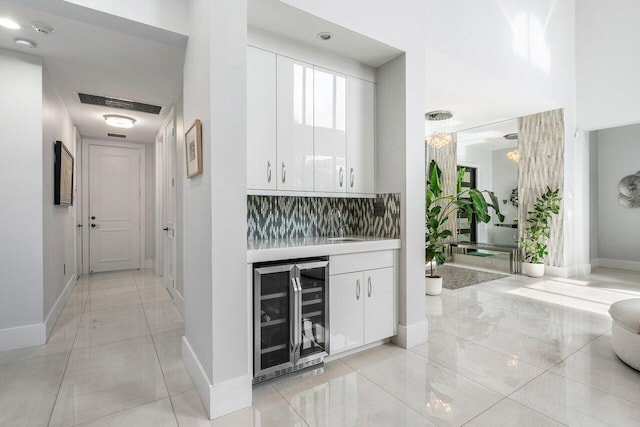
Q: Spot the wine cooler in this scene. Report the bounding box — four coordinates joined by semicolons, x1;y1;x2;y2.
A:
253;257;329;383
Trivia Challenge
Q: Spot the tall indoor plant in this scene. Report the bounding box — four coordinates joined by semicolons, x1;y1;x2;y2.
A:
425;160;504;295
519;187;561;277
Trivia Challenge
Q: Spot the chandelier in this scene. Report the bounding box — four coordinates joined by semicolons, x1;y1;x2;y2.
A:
506;149;519;163
425;110;453;149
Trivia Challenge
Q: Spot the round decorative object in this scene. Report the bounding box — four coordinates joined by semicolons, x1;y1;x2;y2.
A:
522;262;544;278
509;187;518;207
618;171;640;208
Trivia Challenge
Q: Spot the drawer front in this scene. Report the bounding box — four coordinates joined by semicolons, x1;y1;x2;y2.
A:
330;250;393;275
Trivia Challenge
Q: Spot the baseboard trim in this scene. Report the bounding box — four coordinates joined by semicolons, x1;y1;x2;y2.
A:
592;258;640;273
182;336;252;420
325;339;390;362
393;320;428;349
0;322;46;352
144;259;155;270
44;273;77;339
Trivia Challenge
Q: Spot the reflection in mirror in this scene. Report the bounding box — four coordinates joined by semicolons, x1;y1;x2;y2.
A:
457;118;519;248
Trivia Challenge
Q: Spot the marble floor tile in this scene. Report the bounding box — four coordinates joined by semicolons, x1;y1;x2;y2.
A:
425;293;478;315
152;328;194;396
354;351;502;426
138;284;174;304
510;371;640;426
427;312;495;340
60;285;89;316
75;304;150;348
0;353;69;427
85;284;142;313
90;270;135;282
49;335;168;426
465;398;566;426
340;343;407;371
143;299;185;334
411;328;545;395
76;398;177;427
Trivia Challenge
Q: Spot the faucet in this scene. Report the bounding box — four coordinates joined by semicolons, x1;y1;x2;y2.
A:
330;208;345;238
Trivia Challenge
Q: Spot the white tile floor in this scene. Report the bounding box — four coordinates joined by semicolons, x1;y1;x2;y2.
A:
1;267;640;426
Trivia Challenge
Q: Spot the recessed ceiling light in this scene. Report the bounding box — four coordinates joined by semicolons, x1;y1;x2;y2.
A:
0;17;20;30
15;39;37;49
32;23;54;35
104;114;136;128
317;32;333;41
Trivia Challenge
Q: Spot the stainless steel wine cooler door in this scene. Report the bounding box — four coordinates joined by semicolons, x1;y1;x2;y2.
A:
295;260;330;365
254;264;295;380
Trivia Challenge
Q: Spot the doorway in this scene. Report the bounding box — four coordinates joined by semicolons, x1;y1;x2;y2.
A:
457;165;477;243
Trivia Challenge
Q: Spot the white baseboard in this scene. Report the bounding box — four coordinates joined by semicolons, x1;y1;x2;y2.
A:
393;320;428;349
182;336;252;420
591;258;640;273
45;273;77;339
0;322;46;352
144;259;155;270
325;339;390;362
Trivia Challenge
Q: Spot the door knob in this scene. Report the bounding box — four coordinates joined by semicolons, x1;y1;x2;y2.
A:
163;227;169;231
91;224;99;228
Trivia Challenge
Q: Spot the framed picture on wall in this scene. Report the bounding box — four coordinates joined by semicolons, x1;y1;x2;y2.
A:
54;140;74;206
185;119;203;178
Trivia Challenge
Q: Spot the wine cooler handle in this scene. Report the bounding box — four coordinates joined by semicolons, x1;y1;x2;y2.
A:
356;278;361;300
368;276;372;297
267;161;272;183
350;168;355;188
294;278;302;358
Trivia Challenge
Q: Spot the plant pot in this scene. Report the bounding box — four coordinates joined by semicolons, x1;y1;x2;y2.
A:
425;275;443;296
522;262;544;278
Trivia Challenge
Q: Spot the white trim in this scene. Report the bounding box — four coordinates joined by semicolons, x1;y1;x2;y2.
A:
247;189;378;198
592;258;640;273
182;336;252;420
393;320;428;349
0;323;46;352
325;338;390;362
44;273;76;338
155;129;164;277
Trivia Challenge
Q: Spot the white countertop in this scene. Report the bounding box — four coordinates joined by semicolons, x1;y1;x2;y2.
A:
247;236;401;263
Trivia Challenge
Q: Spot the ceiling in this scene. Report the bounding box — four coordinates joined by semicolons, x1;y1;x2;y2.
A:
457;118;518;152
0;0;186;143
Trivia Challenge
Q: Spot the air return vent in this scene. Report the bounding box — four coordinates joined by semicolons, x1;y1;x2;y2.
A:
107;133;127;138
78;93;162;115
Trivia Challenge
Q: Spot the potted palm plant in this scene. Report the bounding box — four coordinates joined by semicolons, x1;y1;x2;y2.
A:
519;187;561;277
425;160;504;295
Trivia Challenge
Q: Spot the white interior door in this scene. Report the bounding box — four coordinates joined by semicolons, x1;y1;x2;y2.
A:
89;145;141;273
163;116;181;309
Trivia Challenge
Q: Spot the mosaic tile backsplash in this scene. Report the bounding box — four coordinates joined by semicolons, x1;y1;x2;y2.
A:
247;194;400;240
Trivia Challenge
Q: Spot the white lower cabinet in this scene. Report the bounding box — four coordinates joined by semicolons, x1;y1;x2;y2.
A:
329;251;395;355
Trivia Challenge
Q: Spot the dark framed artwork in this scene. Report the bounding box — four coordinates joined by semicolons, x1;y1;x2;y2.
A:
54;140;74;206
185;119;203;178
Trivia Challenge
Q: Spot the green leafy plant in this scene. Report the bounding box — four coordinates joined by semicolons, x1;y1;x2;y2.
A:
519;187;562;264
425;160;504;278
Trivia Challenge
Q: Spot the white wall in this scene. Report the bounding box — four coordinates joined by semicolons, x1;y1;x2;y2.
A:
0;49;45;351
42;65;77;331
589;131;598;260
577;0;640;131
593;124;640;268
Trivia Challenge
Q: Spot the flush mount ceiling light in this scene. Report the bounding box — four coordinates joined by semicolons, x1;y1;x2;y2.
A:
425;110;453;149
503;133;518;140
32;22;54;35
317;32;333;41
506;149;519;163
104;114;136;128
15;38;37;48
0;17;20;30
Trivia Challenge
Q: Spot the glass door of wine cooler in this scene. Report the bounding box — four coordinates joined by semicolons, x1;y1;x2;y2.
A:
296;260;329;363
254;264;295;379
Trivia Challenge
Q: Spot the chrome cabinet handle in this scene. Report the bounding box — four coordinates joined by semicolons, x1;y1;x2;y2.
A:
368;276;372;297
350;168;355;188
282;162;286;184
339;167;344;187
267;161;272;183
356;278;360;300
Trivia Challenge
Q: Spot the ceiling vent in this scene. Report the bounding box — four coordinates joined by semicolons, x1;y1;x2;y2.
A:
78;93;162;115
107;133;127;138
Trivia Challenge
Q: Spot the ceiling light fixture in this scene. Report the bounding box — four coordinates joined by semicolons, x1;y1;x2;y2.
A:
425;110;453;149
15;38;37;48
506;149;519;163
0;17;20;30
32;22;54;35
503;133;518;140
317;32;333;41
104;114;136;128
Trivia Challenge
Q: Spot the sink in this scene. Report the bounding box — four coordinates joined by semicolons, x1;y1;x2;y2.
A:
327;237;366;242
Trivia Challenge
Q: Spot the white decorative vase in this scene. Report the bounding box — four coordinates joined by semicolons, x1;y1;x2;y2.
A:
425;276;443;296
523;262;545;278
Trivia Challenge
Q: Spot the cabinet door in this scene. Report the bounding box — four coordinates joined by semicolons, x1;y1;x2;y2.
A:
314;67;346;193
346;77;375;193
364;267;394;343
277;55;314;191
247;47;277;190
329;272;364;354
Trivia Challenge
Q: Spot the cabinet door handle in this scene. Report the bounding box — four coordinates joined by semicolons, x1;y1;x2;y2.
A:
368;276;372;297
267;161;272;183
350;168;355;188
281;162;286;184
339;167;344;187
356;278;360;300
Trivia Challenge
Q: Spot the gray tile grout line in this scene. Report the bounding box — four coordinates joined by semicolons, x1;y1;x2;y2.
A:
268;383;312;427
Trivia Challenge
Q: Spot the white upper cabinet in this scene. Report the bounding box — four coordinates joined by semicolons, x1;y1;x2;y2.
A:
247;46;277;190
313;67;346;193
276;55;314;191
346;77;375;194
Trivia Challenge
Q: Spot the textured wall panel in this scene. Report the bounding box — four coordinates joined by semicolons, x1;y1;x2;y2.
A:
518;109;565;267
247;194;400;240
427;133;458;242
